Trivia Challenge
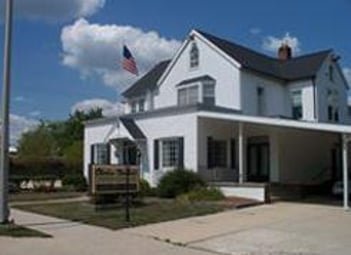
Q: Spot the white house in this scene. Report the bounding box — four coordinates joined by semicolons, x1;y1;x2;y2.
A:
84;29;351;206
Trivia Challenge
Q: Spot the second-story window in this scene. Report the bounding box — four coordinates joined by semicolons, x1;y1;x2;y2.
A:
190;42;199;69
178;85;199;106
131;101;137;113
139;98;145;112
203;82;215;105
291;90;302;120
257;86;265;116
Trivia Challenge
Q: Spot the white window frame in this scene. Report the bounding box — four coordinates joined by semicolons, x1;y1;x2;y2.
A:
177;84;199;106
92;143;109;165
203;81;215;105
160;138;180;168
190;42;199;70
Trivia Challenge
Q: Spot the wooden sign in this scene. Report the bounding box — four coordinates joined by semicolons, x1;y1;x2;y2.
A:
90;164;139;195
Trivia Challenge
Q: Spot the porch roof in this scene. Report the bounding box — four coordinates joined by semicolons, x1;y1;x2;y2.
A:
197;111;351;134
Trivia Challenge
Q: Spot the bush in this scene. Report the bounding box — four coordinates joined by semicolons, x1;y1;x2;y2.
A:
139;179;157;197
157;169;205;198
62;175;87;192
186;187;225;202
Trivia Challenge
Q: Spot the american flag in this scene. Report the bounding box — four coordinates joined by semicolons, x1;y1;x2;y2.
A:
122;45;139;75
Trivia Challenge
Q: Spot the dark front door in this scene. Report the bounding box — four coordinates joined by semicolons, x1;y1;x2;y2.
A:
247;137;270;182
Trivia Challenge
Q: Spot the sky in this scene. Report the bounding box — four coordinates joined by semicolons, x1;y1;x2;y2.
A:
0;0;351;144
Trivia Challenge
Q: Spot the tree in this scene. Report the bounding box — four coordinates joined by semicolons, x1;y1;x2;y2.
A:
18;123;58;159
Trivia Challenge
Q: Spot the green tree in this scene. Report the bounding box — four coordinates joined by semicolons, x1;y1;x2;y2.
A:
18;123;58;159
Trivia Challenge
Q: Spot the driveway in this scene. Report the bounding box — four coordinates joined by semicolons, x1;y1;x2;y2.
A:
2;202;351;255
127;202;351;255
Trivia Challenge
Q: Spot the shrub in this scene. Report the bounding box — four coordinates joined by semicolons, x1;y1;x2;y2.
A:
186;187;225;202
157;169;205;198
139;179;157;197
62;175;87;192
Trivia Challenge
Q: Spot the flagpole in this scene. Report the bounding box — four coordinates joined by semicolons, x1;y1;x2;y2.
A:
0;0;13;224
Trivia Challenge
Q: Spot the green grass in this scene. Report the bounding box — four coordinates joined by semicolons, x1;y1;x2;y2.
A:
0;224;51;238
14;199;229;230
9;191;85;202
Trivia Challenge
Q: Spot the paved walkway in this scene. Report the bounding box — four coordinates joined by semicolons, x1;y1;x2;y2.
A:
2;202;351;255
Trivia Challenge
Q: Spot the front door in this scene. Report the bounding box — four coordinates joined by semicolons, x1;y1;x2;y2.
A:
247;137;270;182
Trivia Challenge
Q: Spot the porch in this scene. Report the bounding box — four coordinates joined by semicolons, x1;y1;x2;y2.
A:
196;111;351;208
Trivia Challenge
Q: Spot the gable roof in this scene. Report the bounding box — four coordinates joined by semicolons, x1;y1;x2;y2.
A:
122;60;170;98
197;30;332;81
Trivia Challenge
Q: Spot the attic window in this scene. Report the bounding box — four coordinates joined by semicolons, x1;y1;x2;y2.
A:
190;42;199;69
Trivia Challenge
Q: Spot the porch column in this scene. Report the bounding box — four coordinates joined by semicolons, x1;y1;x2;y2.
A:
342;134;349;210
238;122;244;183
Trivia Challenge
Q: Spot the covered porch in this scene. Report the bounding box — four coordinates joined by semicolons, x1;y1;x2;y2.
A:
196;111;351;209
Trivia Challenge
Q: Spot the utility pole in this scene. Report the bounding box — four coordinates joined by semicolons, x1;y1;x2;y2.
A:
0;0;13;224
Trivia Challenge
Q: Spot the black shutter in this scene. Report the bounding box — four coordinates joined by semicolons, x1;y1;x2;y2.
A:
178;137;184;169
154;140;159;170
90;145;95;164
230;139;236;169
106;144;111;164
207;136;212;168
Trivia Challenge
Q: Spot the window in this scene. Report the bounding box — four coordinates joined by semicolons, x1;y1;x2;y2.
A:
162;139;180;168
138;99;145;112
207;137;227;168
92;143;109;165
328;105;333;121
329;65;334;82
203;82;215;105
327;89;339;122
291;90;302;119
131;101;137;113
177;85;199;106
257;87;265;116
190;42;199;68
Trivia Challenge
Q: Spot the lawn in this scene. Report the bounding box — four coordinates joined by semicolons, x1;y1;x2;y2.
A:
0;224;51;238
14;199;231;230
9;191;85;203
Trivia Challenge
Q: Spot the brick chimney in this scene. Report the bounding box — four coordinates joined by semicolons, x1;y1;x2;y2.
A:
278;43;292;61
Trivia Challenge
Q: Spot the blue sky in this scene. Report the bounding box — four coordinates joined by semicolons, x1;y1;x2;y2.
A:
0;0;351;143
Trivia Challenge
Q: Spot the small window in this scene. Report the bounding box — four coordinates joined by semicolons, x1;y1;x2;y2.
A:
162;139;180;168
328;105;333;121
291;90;302;119
334;108;339;122
177;85;199;106
131;101;137;113
257;87;265;116
138;99;145;112
92;143;109;165
203;82;215;105
329;65;334;82
190;42;199;69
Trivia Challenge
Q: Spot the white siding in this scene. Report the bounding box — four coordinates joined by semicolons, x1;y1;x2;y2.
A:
315;57;350;124
136;113;198;186
154;35;241;111
240;71;289;117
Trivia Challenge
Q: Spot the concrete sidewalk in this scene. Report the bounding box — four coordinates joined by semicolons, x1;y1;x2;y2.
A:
0;209;215;255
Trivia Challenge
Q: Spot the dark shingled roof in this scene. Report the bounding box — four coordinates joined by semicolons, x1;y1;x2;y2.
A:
120;117;146;139
197;30;332;81
122;60;170;98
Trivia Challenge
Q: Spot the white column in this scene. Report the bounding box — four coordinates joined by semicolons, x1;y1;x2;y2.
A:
238;122;244;184
342;134;349;210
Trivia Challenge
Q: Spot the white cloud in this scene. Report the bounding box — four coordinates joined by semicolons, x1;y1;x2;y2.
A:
0;0;105;22
249;27;261;35
71;98;125;117
29;111;41;117
343;67;351;87
13;96;25;102
61;18;181;91
262;33;301;55
9;114;39;145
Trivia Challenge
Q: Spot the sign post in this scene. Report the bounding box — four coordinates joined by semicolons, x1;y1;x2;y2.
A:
0;0;13;224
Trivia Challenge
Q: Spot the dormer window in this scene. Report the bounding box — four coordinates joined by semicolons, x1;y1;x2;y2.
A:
190;42;199;69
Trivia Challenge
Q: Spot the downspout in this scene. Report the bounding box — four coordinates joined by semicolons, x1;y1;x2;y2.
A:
312;76;318;121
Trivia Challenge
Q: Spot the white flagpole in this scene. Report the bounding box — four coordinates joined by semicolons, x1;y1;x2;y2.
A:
0;0;13;224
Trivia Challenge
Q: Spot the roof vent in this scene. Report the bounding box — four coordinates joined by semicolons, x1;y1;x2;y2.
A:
278;43;292;61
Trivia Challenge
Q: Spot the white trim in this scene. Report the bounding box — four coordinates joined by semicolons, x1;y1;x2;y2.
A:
197;111;351;134
157;30;242;87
